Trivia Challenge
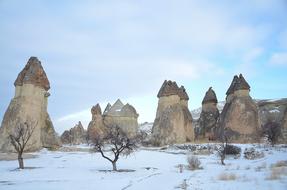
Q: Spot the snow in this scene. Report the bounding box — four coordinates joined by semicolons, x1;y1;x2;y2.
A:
139;122;153;135
191;101;225;119
269;109;280;113
190;107;202;119
0;144;286;190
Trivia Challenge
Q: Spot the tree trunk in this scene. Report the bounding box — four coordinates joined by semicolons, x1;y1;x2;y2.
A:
18;153;24;169
112;162;117;171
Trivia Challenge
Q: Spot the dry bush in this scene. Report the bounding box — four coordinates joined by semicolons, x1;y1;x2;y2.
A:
218;172;237;181
271;160;287;168
266;167;287;180
266;160;287;180
244;147;264;160
187;155;202;170
225;144;241;155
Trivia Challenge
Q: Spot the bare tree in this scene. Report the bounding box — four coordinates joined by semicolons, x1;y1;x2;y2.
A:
92;125;139;171
218;130;228;165
9;119;37;169
262;121;281;146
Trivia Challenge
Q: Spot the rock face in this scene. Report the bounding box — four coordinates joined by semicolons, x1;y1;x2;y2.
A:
103;99;139;137
218;74;259;143
86;100;139;140
61;121;86;145
282;108;287;143
151;80;194;146
0;57;61;152
198;87;219;141
257;99;287;143
87;104;106;142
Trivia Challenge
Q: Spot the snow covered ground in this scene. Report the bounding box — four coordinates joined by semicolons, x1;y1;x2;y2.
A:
0;144;286;190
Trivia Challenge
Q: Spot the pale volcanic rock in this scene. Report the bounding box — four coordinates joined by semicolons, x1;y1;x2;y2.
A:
0;57;61;152
61;121;86;145
151;80;194;146
103;99;139;137
198;87;219;141
87;104;105;142
218;74;259;143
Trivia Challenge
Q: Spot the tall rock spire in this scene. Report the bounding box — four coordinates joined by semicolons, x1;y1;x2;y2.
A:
198;87;219;141
219;74;259;143
0;57;60;152
152;80;194;146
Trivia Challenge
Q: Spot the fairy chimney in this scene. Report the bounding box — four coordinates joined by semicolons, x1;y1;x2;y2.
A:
87;104;105;142
152;80;194;146
198;87;219;141
219;74;259;143
103;99;139;137
0;57;61;152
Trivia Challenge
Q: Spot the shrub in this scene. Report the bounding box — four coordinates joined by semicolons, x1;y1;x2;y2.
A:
187;155;202;170
225;144;241;155
262;121;281;145
266;167;287;180
244;147;264;160
271;160;287;168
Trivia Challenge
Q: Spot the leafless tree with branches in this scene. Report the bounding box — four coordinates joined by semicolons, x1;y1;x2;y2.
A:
92;125;139;171
9;119;37;169
217;129;228;165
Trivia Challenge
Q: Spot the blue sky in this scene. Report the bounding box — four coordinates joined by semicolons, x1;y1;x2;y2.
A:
0;0;287;133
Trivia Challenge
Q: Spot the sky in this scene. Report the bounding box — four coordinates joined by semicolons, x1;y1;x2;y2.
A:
0;0;287;134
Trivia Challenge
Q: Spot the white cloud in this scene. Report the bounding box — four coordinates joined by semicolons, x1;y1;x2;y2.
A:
242;47;264;63
159;59;224;80
269;52;287;66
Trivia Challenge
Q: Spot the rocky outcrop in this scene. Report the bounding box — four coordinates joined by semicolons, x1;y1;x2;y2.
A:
218;74;259;143
61;121;86;145
103;99;139;137
193;98;287;144
0;57;61;152
282;108;287;143
86;100;139;140
257;99;287;143
197;87;219;141
152;80;194;146
87;104;106;142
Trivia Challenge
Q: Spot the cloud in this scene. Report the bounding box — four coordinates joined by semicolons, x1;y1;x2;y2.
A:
1;0;287;134
159;59;225;80
269;52;287;66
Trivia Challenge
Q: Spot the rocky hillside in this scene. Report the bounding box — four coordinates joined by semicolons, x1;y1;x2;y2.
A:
191;98;287;122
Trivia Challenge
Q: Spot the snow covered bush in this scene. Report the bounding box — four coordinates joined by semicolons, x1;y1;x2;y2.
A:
187;155;201;170
244;147;264;160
